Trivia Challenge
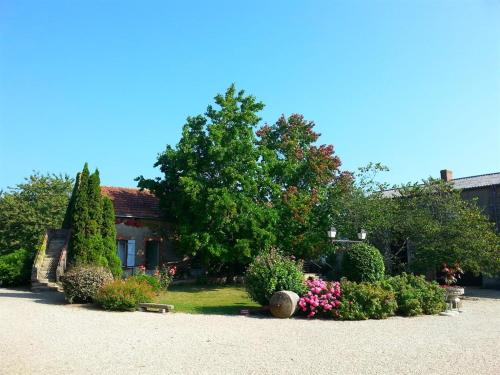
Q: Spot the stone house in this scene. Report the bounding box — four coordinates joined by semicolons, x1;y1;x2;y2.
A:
101;186;177;271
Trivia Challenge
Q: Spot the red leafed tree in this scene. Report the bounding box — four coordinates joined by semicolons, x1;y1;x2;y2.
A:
257;114;345;259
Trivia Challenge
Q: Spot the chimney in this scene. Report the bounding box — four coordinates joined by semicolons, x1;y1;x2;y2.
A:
440;169;453;182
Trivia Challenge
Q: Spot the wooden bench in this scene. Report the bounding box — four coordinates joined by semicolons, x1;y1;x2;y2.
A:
138;303;174;314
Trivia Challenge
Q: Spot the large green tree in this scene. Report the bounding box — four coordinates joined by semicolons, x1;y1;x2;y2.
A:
137;85;277;273
0;172;73;254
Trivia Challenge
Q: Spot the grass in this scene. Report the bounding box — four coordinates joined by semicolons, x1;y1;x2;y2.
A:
155;284;260;315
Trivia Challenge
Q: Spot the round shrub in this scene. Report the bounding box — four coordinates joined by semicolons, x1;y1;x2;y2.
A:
383;273;446;316
339;280;397;320
341;243;385;282
129;275;161;293
61;266;113;303
245;249;307;306
95;279;155;311
0;249;32;286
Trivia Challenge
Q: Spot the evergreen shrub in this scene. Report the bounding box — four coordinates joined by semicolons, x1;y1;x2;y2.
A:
339;280;397;320
0;249;32;286
382;273;446;316
245;249;306;306
341;243;385;282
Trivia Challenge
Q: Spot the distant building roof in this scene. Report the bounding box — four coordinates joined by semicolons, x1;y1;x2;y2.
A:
101;186;163;219
380;171;500;198
451;172;500;190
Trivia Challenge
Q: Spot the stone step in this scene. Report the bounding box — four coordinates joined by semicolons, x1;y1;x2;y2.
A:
31;280;63;293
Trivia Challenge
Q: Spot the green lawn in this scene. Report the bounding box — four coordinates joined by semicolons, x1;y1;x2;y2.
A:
155;285;260;315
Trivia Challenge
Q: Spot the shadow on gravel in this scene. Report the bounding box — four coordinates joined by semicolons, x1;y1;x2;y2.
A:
463;287;500;300
0;289;66;305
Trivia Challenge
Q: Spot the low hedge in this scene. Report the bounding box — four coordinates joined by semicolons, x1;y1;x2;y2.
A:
339;280;397;320
95;278;155;311
382;273;446;316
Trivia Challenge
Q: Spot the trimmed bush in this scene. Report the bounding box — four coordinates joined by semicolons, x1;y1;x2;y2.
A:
382;273;446;316
245;249;307;306
129;275;161;293
339;280;397;320
61;266;113;303
0;249;32;286
95;279;155;311
341;243;385;282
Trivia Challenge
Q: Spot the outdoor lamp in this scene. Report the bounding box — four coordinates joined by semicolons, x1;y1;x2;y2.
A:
327;227;337;239
357;229;367;240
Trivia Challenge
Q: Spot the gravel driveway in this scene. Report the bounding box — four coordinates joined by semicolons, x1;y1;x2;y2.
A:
1;287;499;375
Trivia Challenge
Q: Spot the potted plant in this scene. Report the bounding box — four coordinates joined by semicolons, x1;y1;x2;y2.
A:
441;263;464;314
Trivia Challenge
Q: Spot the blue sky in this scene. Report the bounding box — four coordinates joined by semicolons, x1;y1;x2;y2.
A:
1;0;499;190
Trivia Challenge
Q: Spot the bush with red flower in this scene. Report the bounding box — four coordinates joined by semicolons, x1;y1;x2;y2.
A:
298;278;341;318
158;264;176;290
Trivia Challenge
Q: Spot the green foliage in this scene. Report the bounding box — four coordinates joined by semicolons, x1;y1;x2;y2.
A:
61;265;113;304
137;85;277;271
382;273;446;316
245;249;306;306
0;249;33;286
67;164;122;277
101;197;122;277
339;280;397;320
341;243;385;282
335;172;500;276
0;172;73;254
62;172;80;229
129;275;161;293
137;85;348;270
70;164;91;263
95;279;155;311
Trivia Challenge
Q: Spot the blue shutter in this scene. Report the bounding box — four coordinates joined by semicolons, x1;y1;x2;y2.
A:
127;240;136;268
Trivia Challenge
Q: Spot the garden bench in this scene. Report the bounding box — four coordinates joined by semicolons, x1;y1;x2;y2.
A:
138;303;174;314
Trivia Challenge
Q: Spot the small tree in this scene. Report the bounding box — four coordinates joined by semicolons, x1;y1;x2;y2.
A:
0;172;73;254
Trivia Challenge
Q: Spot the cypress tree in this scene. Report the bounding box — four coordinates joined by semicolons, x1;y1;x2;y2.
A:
102;196;122;277
85;169;105;265
69;163;90;264
62;172;80;229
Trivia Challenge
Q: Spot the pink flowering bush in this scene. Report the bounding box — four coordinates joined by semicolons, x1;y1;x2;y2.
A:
298;278;341;318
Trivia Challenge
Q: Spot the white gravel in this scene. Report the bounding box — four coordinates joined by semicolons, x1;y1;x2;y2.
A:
1;287;499;375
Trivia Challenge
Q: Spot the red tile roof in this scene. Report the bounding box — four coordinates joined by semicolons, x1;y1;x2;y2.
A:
100;186;163;219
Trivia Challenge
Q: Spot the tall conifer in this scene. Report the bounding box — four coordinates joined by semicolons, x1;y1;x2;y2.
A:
69;163;90;263
102;196;122;277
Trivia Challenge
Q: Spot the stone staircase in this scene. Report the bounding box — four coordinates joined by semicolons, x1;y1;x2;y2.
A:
31;230;70;292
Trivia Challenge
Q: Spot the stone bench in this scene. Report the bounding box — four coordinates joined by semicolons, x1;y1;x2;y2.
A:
138;303;174;314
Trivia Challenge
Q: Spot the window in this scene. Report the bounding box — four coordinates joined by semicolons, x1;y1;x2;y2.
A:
117;239;136;268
